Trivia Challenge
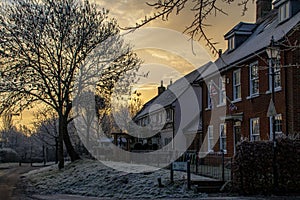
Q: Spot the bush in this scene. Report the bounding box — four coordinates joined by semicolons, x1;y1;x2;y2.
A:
232;138;300;194
0;148;20;163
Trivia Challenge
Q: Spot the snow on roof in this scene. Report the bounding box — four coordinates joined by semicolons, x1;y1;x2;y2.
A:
224;22;257;39
134;62;213;120
217;10;300;70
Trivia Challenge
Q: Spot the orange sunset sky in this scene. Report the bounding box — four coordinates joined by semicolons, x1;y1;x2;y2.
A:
7;0;256;128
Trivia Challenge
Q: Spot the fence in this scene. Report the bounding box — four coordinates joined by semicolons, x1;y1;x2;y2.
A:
93;147;232;181
178;151;232;181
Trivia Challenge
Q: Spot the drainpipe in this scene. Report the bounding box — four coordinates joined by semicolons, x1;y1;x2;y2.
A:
284;50;289;136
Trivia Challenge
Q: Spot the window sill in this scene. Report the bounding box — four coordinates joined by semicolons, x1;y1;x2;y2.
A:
247;94;259;100
266;87;282;94
217;103;226;108
219;150;227;154
205;108;212;111
232;98;242;103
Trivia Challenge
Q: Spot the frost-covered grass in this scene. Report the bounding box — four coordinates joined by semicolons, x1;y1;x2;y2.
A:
0;162;19;169
24;159;208;199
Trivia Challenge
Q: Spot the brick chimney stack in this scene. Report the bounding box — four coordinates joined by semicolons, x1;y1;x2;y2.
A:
158;80;165;95
256;0;272;23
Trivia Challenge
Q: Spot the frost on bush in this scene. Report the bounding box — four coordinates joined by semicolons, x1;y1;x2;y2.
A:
232;138;300;194
0;148;20;163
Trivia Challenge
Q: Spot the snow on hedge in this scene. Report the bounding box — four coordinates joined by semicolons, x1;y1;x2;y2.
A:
24;159;208;199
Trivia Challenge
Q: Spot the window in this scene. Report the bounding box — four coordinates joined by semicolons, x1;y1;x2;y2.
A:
269;59;281;91
250;118;260;141
220;123;227;153
269;114;283;140
208;125;214;152
233;69;241;100
207;84;212;109
249;62;259;96
279;1;290;22
219;76;226;105
228;37;235;51
166;109;173;121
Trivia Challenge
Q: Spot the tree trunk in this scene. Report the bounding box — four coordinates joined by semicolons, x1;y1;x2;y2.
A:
58;118;64;169
62;118;80;162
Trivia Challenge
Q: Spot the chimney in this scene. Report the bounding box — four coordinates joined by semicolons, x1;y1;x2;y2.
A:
218;49;223;58
158;80;165;95
256;0;272;23
167;79;173;89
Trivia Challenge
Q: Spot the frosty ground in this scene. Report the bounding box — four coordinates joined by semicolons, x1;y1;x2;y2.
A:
23;159;211;199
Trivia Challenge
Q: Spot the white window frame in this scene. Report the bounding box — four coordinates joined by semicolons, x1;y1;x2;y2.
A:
207;84;212;109
249;62;259;97
279;1;290;23
269;59;281;92
166;109;173;122
228;37;235;51
219;123;227;153
269;114;283;140
250;118;260;141
233;69;241;101
208;125;214;152
219;76;226;105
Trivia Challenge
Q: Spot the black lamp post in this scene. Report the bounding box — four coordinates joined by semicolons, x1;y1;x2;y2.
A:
266;36;280;191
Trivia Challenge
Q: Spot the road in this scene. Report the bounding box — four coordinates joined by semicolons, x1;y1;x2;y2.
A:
0;163;36;200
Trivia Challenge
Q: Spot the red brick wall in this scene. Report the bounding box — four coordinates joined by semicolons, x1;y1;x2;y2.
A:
200;24;300;157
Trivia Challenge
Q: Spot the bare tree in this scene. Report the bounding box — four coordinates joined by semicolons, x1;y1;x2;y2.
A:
124;0;253;55
32;108;59;163
0;0;141;168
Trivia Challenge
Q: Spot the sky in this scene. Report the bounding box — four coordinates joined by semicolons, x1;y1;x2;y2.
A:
10;0;256;127
92;0;256;100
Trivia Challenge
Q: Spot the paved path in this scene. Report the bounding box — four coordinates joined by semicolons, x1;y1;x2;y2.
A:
0;163;37;200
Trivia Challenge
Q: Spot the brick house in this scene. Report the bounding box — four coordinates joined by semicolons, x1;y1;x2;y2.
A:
133;0;300;158
197;0;300;156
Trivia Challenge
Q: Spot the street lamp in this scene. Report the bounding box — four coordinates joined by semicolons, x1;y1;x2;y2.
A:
266;36;280;192
266;36;280;141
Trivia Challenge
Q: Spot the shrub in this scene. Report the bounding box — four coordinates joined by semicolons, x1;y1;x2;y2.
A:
232;138;300;194
0;148;20;163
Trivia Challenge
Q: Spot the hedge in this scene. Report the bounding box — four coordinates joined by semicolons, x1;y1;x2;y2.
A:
0;148;20;163
232;138;300;194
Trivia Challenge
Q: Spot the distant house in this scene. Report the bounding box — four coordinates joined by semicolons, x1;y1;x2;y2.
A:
197;0;300;156
133;63;212;152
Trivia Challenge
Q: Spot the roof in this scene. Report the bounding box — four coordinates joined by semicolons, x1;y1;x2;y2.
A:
208;9;300;77
134;62;213;120
224;22;257;39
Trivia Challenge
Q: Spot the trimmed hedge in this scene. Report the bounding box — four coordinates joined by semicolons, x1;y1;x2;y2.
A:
0;148;20;163
232;138;300;194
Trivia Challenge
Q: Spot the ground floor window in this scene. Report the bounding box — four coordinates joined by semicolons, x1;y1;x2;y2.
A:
269;114;283;140
208;125;214;152
250;118;260;141
220;123;227;153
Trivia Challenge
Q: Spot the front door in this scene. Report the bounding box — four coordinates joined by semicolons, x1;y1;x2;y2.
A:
233;121;241;155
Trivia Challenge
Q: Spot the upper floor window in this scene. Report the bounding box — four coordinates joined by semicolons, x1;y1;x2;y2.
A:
249;62;259;96
228;37;235;51
250;117;260;141
219;76;226;105
207;83;214;109
166;109;173;121
233;69;241;100
219;123;227;153
269;59;281;91
279;1;290;23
